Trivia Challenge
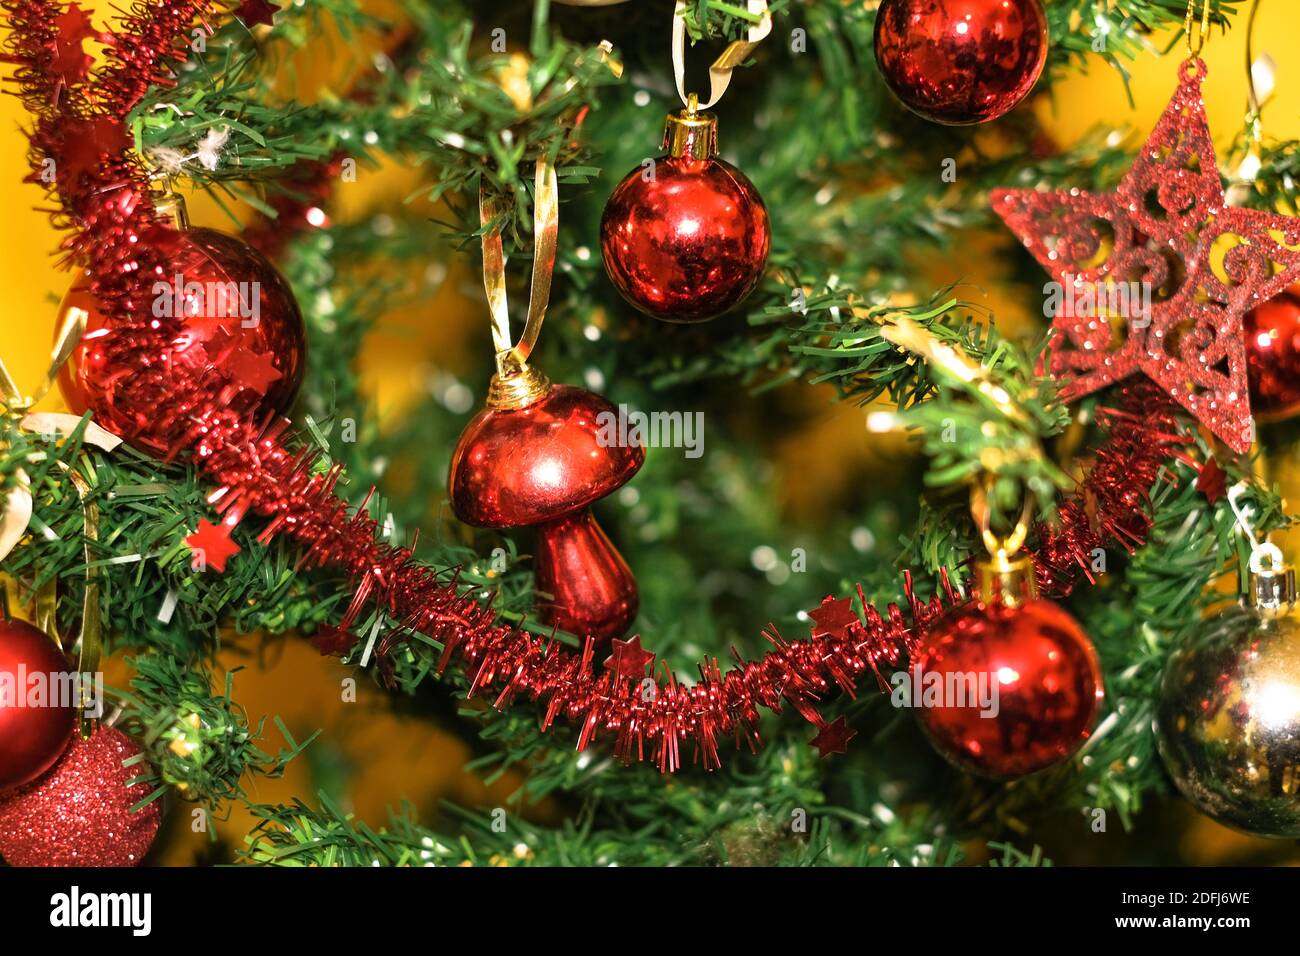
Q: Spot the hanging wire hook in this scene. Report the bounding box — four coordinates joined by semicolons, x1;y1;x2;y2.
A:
1226;480;1283;571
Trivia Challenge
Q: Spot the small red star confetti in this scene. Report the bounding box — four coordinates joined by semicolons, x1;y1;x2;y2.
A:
1195;457;1228;504
808;595;859;640
809;717;857;758
311;624;356;657
236;0;279;28
51;3;97;88
226;347;283;395
993;58;1300;454
185;518;241;572
605;635;655;680
55;116;129;185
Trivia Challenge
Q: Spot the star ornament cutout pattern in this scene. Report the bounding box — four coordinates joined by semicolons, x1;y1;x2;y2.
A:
993;59;1300;454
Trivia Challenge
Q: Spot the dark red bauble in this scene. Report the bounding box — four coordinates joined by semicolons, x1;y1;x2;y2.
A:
601;134;770;323
1244;287;1300;422
0;726;161;866
449;380;644;643
0;620;74;792
57;225;306;455
873;0;1049;125
911;599;1103;779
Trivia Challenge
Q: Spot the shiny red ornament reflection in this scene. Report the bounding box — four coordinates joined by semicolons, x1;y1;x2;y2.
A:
601;113;769;323
1244;287;1300;422
57;226;306;456
449;383;644;643
0;619;74;792
873;0;1048;125
911;599;1103;779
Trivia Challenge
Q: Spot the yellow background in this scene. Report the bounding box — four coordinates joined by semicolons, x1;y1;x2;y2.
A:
2;4;1298;864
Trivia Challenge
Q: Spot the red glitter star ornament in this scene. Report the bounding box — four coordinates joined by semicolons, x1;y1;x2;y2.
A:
605;635;655;680
185;518;241;572
993;59;1300;454
809;717;857;758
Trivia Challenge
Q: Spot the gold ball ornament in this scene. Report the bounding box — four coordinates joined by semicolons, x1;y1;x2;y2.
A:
1156;555;1300;838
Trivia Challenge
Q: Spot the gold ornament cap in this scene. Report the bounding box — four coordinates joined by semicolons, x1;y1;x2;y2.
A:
486;363;551;410
1245;545;1297;621
975;551;1038;608
663;107;718;161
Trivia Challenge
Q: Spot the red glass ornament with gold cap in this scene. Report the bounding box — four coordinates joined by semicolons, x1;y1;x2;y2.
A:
600;104;770;323
910;495;1103;779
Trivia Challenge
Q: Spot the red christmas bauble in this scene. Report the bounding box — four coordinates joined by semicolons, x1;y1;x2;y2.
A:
911;598;1103;778
600;113;770;323
57;225;306;455
1244;287;1300;422
449;378;643;642
0;725;161;866
0;619;74;792
873;0;1049;125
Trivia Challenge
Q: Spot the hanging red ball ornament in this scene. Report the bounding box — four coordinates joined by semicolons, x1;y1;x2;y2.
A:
911;553;1103;779
1244;286;1300;422
600;109;770;323
57;194;306;456
0;725;161;866
873;0;1049;125
0;619;75;792
449;365;644;643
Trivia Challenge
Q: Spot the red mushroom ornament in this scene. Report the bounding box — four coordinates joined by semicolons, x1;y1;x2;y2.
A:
449;365;644;644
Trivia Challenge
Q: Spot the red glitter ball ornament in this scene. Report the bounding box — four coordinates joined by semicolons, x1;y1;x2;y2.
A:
449;370;644;643
911;559;1103;779
57;206;306;456
0;725;161;867
1244;287;1300;422
0;619;74;792
600;109;769;323
873;0;1048;125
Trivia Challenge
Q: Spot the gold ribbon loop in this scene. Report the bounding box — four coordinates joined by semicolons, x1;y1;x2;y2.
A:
1185;0;1212;58
671;0;771;112
971;478;1033;559
479;157;559;379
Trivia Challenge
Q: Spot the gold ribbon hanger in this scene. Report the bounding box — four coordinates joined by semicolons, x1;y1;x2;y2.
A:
479;156;559;409
32;466;104;737
1185;0;1212;58
671;0;771;112
0;307;122;563
1;306;109;735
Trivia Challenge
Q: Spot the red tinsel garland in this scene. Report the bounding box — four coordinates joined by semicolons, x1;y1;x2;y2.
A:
1029;383;1188;596
3;1;1192;771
